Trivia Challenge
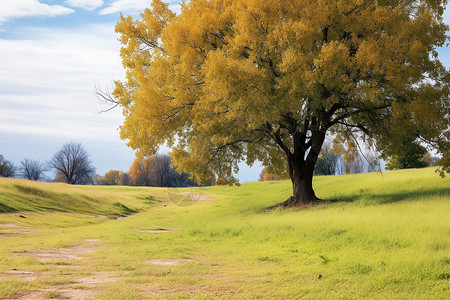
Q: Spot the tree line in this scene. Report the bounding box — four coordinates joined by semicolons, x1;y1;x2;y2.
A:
0;143;95;183
0;139;441;185
259;137;439;180
95;154;203;187
0;142;203;187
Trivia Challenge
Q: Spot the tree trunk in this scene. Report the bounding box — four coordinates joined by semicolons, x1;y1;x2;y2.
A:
265;130;325;210
279;156;319;207
290;161;318;204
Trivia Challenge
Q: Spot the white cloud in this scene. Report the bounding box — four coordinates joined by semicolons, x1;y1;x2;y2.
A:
0;22;137;174
99;0;181;15
0;23;124;141
0;0;73;24
65;0;104;11
99;0;148;15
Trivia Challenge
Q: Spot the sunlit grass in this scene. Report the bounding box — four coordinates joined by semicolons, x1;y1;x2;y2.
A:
0;178;165;216
0;168;449;298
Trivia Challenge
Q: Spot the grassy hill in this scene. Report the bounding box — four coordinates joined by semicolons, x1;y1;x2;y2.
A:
0;168;449;299
0;178;164;216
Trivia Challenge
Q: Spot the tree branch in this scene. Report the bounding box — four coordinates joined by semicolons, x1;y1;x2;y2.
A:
93;85;119;114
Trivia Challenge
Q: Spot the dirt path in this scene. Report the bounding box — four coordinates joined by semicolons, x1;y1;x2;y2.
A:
6;239;123;299
3;220;200;299
0;223;35;237
15;271;122;300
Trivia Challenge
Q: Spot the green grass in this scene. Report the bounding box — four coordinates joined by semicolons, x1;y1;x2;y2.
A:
0;168;449;299
0;178;164;217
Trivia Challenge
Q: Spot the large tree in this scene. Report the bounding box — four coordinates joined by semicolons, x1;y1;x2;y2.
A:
112;0;449;206
49;143;96;185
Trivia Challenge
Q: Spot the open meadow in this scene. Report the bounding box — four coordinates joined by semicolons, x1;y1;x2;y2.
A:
0;167;449;299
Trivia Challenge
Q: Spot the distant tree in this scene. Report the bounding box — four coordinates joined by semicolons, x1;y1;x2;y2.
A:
19;159;47;181
49;142;96;185
119;172;130;185
129;156;156;186
102;170;122;185
167;166;198;187
93;174;103;185
153;154;172;187
421;152;439;167
129;154;197;187
259;168;281;181
54;171;66;183
0;154;15;177
314;144;339;175
382;135;427;170
366;151;381;173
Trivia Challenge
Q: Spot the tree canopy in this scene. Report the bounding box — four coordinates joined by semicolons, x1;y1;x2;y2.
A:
113;0;449;205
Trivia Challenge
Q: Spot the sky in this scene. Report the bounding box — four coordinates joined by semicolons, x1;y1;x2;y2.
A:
0;1;449;183
0;0;264;182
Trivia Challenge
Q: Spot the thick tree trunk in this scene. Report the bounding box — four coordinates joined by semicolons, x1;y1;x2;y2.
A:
290;161;318;204
264;161;318;210
276;158;319;208
265;129;325;210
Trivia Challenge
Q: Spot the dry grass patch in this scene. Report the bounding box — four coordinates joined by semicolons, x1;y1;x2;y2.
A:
137;283;205;298
0;223;35;237
13;271;122;299
20;245;96;263
145;259;194;266
0;270;38;281
139;229;173;233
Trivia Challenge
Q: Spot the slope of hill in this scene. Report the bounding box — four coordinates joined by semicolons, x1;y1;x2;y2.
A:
0;168;448;299
0;178;160;217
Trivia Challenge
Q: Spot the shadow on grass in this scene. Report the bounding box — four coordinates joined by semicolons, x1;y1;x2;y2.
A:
261;186;449;212
0;202;19;213
113;202;138;215
322;187;450;205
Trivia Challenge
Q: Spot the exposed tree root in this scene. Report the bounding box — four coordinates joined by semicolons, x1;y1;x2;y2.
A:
261;196;322;211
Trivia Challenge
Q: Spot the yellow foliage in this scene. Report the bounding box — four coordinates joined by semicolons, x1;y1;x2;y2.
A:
102;170;121;185
259;168;283;182
113;0;449;184
129;156;156;186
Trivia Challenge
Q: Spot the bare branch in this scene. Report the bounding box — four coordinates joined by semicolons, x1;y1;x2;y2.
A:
93;85;120;114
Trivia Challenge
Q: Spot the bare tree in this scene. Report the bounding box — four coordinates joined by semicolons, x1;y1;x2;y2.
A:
152;154;172;187
120;172;130;185
49;142;96;185
0;154;15;177
167;165;198;187
20;159;47;181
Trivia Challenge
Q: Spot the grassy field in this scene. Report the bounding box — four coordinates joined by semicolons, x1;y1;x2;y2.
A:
0;168;449;299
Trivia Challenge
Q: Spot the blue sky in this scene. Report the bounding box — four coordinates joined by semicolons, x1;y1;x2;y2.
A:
0;0;262;182
0;0;449;182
